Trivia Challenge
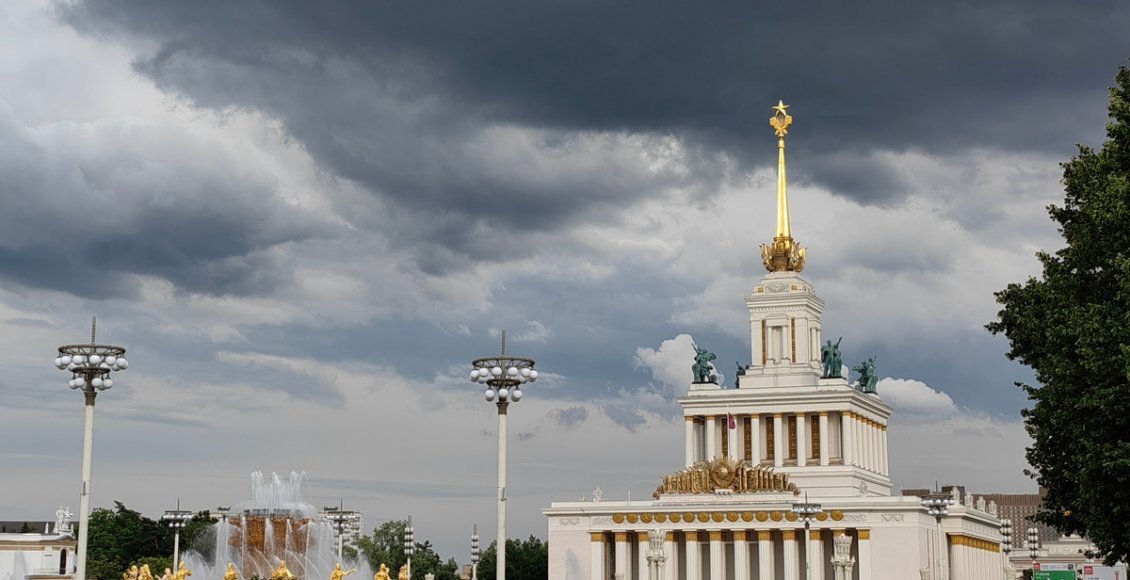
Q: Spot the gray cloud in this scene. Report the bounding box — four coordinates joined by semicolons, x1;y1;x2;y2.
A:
547;406;589;430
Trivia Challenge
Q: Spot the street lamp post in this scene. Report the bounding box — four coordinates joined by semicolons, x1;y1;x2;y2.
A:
404;516;414;580
470;525;480;580
791;495;824;580
1000;519;1013;580
53;317;128;580
161;502;193;571
1027;527;1040;562
468;332;538;580
324;502;353;561
921;491;955;580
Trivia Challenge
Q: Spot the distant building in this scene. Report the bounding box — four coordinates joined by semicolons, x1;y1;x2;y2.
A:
318;508;363;553
0;509;76;580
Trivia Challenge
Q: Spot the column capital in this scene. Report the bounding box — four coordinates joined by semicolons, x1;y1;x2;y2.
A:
684;415;696;422
637;531;649;541
733;530;748;541
756;530;772;541
782;530;798;541
773;412;783;419
708;530;723;541
819;410;829;417
614;532;629;542
856;529;871;540
590;532;605;542
685;531;699;542
809;529;822;541
665;531;676;542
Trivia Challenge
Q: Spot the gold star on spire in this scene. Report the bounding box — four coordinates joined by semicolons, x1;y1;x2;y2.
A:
760;100;805;272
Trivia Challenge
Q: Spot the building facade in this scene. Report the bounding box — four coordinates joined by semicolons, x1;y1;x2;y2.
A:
544;103;1006;580
0;510;75;580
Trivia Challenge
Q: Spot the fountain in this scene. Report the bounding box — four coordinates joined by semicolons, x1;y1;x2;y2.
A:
182;472;369;580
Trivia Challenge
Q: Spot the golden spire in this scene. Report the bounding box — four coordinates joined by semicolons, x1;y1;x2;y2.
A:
760;100;806;273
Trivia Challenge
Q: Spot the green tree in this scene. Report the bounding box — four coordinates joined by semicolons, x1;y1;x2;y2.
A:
475;536;548;580
85;502;173;580
355;520;408;574
988;64;1130;564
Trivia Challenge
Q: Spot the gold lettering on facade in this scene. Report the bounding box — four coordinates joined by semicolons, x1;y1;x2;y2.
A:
744;416;752;461
787;415;797;460
811;415;820;459
790;318;797;362
651;456;801;498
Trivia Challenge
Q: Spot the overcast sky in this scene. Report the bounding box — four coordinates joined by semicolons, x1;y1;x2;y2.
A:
1;0;1128;563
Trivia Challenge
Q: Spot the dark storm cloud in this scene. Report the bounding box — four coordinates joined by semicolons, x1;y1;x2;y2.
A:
60;0;1130;232
0;103;327;298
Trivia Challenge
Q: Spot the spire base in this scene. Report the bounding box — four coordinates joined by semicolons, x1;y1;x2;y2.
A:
760;235;806;273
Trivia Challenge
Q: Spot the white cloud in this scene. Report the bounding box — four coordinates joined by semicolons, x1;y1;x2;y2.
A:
878;377;959;421
634;334;695;390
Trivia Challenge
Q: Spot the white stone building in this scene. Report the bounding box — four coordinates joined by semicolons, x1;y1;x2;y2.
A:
543;103;1005;580
0;509;75;580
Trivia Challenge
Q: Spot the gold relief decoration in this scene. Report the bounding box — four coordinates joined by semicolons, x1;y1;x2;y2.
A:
770;511;783;522
741;511;754;522
626;513;638;524
816;512;829;522
637;532;648;541
830;511;844;521
655;513;667;523
665;532;676;542
685;531;699;542
611;514;624;524
856;529;871;540
614;532;628;542
785;512;798;522
589;532;604;542
782;530;797;541
726;512;739;522
640;513;653;523
756;512;769;522
696;512;709;523
708;531;723;541
733;531;748;541
683;512;695;523
669;513;681;523
951;535;1001;553
711;512;724;523
757;530;772;541
652;456;801;499
809;530;822;541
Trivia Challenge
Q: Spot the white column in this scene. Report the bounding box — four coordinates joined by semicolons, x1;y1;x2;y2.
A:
638;532;650;580
783;530;800;580
705;416;717;461
708;531;724;579
664;532;678;580
685;532;701;580
76;391;97;580
590;533;605;580
841;412;853;467
809;529;825;580
773;414;784;468
685;416;696;467
734;531;750;580
818;412;830;466
879;423;888;475
857;530;872;580
855;415;866;470
750;415;761;465
757;531;773;580
615;532;629;580
796;414;808;467
952;542;967;580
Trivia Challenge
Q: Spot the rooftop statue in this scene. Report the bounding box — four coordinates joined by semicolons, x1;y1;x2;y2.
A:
373;564;391;580
734;362;746;387
852;357;878;393
691;344;717;383
821;337;843;378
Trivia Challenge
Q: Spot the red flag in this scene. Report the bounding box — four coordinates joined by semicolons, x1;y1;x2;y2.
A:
727;412;736;430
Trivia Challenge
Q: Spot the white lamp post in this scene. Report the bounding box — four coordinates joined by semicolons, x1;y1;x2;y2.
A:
53;317;128;580
1027;527;1040;561
921;491;955;580
792;495;824;580
404;516;414;580
468;332;538;580
161;502;193;571
999;520;1013;580
470;525;480;580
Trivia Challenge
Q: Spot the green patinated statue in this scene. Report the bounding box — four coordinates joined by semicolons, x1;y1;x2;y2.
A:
692;344;717;383
821;337;843;378
852;356;878;393
734;361;747;387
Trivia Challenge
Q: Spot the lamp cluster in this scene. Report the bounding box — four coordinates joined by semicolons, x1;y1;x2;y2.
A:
54;347;128;391
791;500;824;525
471;525;481;568
404;517;415;558
469;357;538;404
1027;527;1040;559
161;510;192;529
920;493;955;522
1000;519;1013;555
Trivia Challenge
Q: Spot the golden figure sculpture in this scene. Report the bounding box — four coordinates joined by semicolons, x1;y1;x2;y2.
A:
223;564;239;580
329;563;357;580
373;564;391;580
271;560;295;580
138;564;155;580
397;565;409;580
123;565;139;580
652;456;800;498
172;562;191;580
160;568;172;580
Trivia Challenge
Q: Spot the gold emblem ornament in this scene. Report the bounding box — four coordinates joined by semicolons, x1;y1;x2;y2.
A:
756;512;769;522
770;511;784;522
726;512;739;522
831;511;844;521
652;456;801;499
741;511;754;522
626;513;638;524
785;512;798;522
640;513;653;523
711;512;724;523
612;514;624;524
696;512;709;523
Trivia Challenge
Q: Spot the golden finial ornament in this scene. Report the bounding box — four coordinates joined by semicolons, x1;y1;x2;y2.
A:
760;100;806;272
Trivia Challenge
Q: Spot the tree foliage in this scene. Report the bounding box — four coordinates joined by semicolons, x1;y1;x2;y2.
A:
84;503;216;580
988;64;1130;564
353;520;476;580
474;536;548;580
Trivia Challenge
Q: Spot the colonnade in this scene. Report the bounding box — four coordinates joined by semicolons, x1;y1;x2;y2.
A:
683;411;887;475
590;528;866;580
